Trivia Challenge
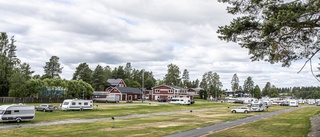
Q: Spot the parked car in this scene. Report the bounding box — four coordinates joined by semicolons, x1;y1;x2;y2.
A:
35;104;54;112
231;107;250;113
157;98;167;102
233;100;244;104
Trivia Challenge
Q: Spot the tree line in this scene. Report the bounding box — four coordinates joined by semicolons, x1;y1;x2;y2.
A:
1;31;320;99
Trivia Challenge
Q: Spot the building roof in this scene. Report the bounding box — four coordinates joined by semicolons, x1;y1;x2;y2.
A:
107;79;123;86
115;87;142;94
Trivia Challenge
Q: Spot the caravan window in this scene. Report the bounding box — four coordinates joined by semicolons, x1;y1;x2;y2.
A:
84;102;88;105
63;102;69;105
4;110;11;115
78;102;82;105
14;110;19;113
0;110;4;114
72;102;76;105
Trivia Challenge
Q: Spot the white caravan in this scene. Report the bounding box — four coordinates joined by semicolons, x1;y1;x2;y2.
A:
61;99;93;111
251;100;266;112
170;98;191;105
289;100;299;107
0;104;35;122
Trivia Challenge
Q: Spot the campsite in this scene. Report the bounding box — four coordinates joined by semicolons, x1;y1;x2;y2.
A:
0;99;319;137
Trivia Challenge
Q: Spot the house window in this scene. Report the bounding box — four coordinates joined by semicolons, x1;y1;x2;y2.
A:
168;90;173;93
155;89;160;93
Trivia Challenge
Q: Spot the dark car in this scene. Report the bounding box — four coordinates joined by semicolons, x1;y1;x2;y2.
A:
234;100;244;104
157;98;167;102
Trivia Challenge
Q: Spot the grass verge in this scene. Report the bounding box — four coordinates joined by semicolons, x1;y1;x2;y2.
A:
205;106;320;137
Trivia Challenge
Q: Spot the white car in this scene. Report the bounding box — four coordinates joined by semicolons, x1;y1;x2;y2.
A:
231;107;250;113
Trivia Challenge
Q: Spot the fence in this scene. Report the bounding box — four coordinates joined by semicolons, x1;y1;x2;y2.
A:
0;97;67;104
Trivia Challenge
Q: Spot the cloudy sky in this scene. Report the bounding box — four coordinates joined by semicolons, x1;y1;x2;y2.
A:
0;0;319;90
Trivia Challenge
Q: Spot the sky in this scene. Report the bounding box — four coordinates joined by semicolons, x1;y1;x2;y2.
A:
0;0;319;90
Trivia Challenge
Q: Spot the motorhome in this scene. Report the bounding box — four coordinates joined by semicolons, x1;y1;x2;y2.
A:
61;99;93;111
170;98;191;105
106;94;120;103
0;104;35;122
289;100;299;107
251;100;266;112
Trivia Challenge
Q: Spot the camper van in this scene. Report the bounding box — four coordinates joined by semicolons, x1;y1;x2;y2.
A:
170;98;191;105
61;99;93;111
289;100;299;107
0;104;35;122
251;100;266;112
106;94;120;103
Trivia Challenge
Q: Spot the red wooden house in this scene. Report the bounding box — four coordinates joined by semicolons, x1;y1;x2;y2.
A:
109;87;142;101
151;85;186;101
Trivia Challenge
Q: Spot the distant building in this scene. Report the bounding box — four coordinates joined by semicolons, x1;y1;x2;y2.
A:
106;79;127;87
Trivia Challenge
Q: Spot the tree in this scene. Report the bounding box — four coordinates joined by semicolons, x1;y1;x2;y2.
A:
253;85;261;99
269;85;279;97
72;62;92;84
231;73;239;91
0;32;18;96
91;65;106;91
181;69;190;88
262;82;271;97
144;77;155;90
200;71;223;100
8;63;34;97
243;76;254;96
124;62;132;79
163;63;180;86
43;56;63;78
217;0;320;67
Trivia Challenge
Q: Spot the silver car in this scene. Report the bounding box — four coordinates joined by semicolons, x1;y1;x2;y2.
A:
231;107;250;113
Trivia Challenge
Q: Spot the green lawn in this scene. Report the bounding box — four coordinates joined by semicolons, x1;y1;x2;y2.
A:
206;106;320;137
0;100;318;137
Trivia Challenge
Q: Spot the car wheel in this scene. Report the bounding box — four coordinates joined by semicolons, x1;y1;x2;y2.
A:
43;109;46;112
232;110;236;113
244;110;248;113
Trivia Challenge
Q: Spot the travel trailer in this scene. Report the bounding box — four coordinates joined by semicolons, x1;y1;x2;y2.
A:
289;100;299;107
251;100;266;112
106;94;120;103
170;98;191;105
0;104;35;122
92;91;109;102
61;99;93;111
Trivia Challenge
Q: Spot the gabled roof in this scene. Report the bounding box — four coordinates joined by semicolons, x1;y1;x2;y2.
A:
152;84;184;90
115;87;142;94
107;79;124;86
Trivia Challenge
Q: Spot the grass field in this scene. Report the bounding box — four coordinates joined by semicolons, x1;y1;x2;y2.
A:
0;100;319;137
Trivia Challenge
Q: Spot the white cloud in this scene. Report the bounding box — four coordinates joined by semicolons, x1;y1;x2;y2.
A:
0;0;319;90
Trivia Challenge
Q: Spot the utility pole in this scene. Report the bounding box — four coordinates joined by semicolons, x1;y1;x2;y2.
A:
142;69;144;103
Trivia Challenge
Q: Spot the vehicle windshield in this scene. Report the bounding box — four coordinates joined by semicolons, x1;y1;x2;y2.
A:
252;104;259;107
